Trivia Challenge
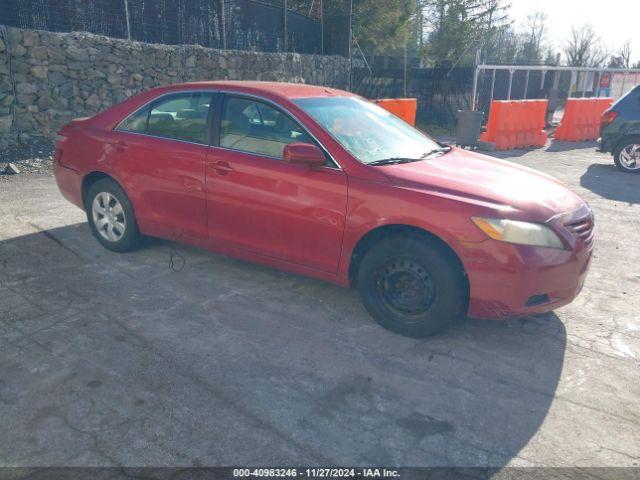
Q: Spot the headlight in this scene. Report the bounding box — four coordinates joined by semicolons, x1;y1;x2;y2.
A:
471;217;565;249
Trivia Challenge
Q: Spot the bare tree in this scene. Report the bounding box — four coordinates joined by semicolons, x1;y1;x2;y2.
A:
486;25;519;63
519;11;546;63
609;41;632;68
619;40;632;68
420;0;511;66
564;24;608;67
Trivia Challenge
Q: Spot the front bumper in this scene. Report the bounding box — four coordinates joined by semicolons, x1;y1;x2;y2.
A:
463;207;594;319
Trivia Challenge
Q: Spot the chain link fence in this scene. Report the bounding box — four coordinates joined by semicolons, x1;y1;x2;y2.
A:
473;66;640;126
0;0;481;127
0;0;338;54
352;65;475;127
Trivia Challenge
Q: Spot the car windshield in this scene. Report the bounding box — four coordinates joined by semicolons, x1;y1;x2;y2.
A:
294;96;443;165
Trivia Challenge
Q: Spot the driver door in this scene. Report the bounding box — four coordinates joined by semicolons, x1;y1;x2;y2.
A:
205;95;348;273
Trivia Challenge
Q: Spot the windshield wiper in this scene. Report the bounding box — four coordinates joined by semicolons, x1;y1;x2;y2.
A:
367;157;422;166
421;146;451;158
368;146;452;166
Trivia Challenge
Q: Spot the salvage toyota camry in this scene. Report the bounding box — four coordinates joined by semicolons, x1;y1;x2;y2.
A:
54;81;594;337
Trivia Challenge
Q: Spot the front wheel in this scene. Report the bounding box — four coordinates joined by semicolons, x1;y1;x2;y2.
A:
85;178;142;252
614;137;640;173
357;235;467;338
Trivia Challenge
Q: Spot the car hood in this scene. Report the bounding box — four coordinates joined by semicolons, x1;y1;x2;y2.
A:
378;148;585;221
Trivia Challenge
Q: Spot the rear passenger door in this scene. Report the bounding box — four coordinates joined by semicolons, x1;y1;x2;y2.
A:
109;91;217;242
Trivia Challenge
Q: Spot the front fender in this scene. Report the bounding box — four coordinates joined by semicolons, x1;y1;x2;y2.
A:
336;177;493;285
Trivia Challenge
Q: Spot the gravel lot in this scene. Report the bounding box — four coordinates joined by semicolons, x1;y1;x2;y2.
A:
0;140;639;468
0;137;54;176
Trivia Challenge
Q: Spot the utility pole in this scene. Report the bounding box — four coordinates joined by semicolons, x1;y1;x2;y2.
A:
284;0;288;52
219;0;226;49
348;0;353;90
320;0;324;55
403;0;412;97
418;3;423;50
123;0;131;40
471;49;481;110
403;28;408;97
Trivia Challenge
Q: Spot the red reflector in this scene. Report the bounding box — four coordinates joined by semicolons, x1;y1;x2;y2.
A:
601;110;618;127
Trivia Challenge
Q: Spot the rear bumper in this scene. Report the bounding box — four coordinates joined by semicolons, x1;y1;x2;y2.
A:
463;208;594;319
53;159;84;209
597;134;616;154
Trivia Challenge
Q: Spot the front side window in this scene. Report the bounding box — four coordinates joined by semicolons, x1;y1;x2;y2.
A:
294;96;441;164
117;92;213;144
220;96;316;159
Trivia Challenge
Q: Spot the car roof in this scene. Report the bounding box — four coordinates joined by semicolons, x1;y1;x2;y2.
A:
91;80;359;132
160;81;356;100
612;84;640;109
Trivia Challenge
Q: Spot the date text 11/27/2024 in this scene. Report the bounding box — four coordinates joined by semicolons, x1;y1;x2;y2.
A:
233;468;400;478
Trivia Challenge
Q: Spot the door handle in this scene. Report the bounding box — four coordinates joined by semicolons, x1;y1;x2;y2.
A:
208;161;235;175
110;140;128;152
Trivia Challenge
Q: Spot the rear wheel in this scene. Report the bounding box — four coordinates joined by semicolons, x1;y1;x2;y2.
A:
85;178;142;252
614;137;640;173
356;234;467;338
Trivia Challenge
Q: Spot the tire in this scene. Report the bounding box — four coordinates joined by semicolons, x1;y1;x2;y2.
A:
613;136;640;173
356;234;467;338
85;178;142;252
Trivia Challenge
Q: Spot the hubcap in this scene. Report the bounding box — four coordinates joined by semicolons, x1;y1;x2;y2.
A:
619;144;640;170
92;192;126;242
375;259;437;320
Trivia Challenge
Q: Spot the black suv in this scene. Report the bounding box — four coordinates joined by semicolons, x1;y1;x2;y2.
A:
599;84;640;173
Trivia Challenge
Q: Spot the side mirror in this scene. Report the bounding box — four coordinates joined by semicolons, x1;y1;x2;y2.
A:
283;142;326;167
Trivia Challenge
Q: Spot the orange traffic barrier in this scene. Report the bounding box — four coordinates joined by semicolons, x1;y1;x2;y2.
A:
554;97;613;141
375;98;417;126
480;100;548;150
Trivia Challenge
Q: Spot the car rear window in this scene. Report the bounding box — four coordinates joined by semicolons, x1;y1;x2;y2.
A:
612;85;640;110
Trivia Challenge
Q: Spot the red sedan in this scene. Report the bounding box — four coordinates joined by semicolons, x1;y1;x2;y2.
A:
54;81;594;337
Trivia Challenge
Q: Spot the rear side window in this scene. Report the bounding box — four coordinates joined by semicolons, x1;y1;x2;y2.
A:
116;92;214;144
118;105;149;133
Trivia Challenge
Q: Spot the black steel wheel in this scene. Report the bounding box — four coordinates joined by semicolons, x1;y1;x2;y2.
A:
374;258;437;320
357;234;467;337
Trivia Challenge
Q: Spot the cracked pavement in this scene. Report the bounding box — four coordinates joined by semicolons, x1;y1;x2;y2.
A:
0;141;639;467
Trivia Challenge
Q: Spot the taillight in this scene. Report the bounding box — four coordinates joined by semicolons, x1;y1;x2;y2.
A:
601;110;618;127
54;134;67;148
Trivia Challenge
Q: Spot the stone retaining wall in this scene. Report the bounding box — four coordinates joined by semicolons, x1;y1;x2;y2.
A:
0;27;350;149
